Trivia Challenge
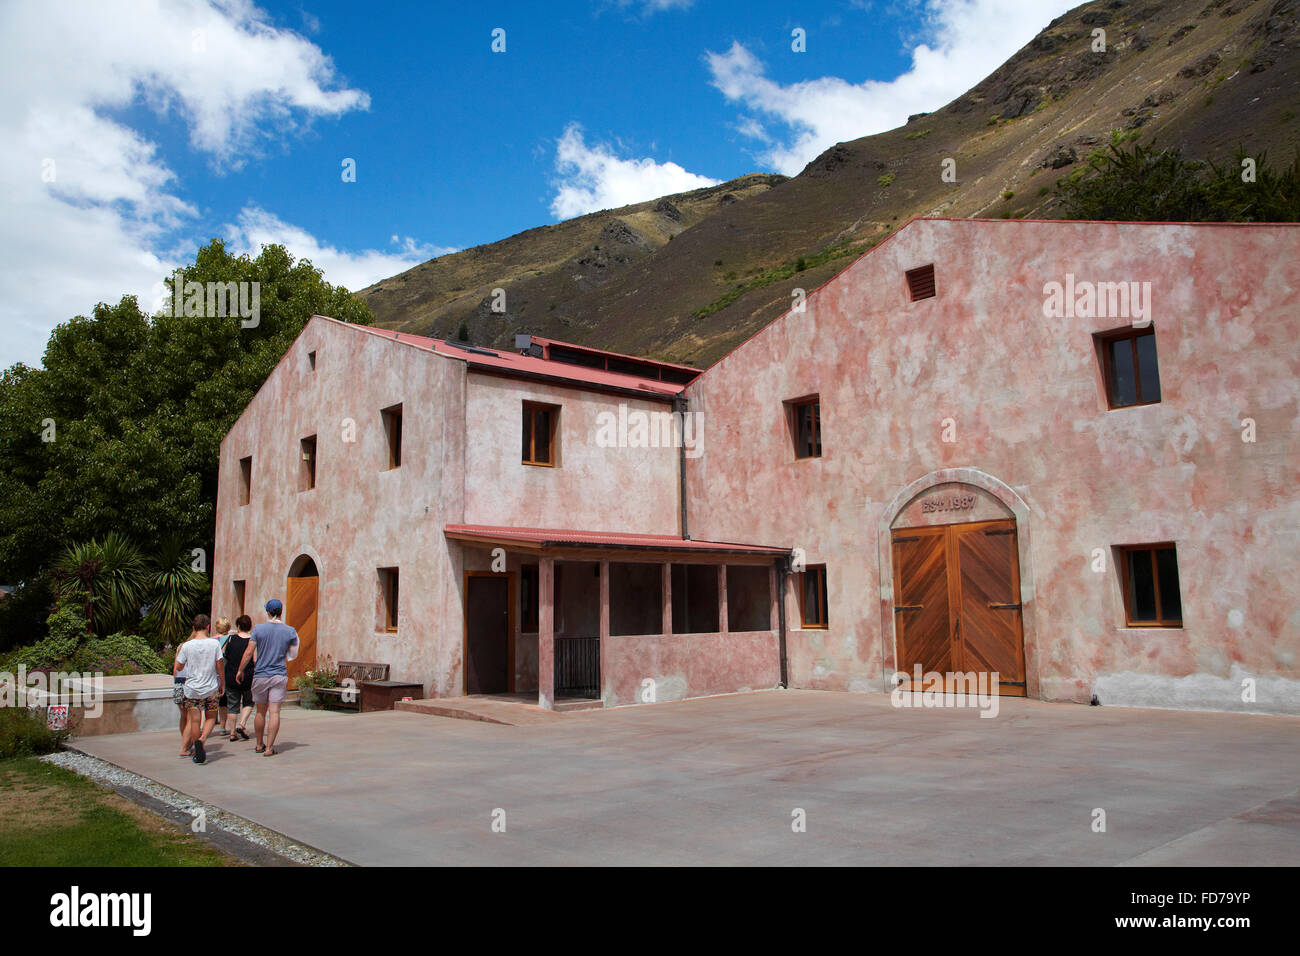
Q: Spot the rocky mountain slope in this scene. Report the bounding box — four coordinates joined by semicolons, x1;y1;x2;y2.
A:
362;0;1299;367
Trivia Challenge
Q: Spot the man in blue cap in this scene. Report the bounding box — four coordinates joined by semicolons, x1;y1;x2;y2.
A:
235;599;300;756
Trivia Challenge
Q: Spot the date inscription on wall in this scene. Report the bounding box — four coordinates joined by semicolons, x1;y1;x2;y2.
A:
921;493;977;514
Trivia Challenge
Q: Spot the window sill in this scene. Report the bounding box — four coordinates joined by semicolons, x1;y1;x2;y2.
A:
522;460;556;468
1105;400;1162;411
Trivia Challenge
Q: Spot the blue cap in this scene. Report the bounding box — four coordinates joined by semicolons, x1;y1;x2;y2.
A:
265;599;283;615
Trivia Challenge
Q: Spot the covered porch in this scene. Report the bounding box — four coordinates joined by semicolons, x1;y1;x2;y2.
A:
445;525;790;709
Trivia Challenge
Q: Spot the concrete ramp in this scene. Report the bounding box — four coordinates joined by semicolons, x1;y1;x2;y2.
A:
395;695;570;726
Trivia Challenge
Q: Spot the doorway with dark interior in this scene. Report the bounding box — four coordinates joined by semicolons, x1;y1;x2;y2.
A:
464;573;512;695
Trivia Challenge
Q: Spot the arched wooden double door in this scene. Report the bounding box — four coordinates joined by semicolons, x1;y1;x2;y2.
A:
891;518;1026;696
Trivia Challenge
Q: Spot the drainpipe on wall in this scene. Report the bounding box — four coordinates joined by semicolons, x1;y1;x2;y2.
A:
776;554;790;688
674;394;690;540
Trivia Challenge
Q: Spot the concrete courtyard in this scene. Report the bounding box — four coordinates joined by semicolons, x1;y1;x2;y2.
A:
70;690;1300;866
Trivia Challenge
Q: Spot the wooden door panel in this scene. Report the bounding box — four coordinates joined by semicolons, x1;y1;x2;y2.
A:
285;575;318;683
954;522;1026;695
892;530;953;677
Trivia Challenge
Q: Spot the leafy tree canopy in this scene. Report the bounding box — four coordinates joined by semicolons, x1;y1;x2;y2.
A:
1056;134;1300;223
0;240;372;646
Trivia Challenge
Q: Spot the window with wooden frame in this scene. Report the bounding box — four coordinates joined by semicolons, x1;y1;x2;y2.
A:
799;565;828;628
1118;544;1182;627
381;404;403;469
520;564;539;633
522;401;559;466
1096;327;1161;408
788;396;822;459
300;435;317;491
378;567;400;632
239;456;252;506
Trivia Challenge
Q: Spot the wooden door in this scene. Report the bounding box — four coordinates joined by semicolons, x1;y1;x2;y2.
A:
891;518;1026;697
465;575;510;695
952;521;1026;697
285;576;318;683
892;528;954;676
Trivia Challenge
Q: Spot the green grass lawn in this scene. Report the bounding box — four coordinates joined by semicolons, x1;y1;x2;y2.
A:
0;757;238;866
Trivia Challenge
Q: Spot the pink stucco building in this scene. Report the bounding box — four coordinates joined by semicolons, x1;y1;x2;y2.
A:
213;218;1300;715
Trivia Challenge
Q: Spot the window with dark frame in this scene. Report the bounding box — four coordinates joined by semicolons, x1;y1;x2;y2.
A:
799;565;828;628
300;435;316;491
791;397;822;459
1097;327;1162;408
521;564;539;633
381;404;403;469
239;456;252;506
378;567;400;632
522;401;559;466
1119;544;1182;627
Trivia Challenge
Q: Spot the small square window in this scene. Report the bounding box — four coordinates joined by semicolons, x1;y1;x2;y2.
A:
905;264;936;301
788;396;822;459
300;435;317;491
239;456;252;506
381;404;402;469
523;401;559;466
799;565;828;628
1096;327;1161;408
1118;544;1182;627
378;567;400;632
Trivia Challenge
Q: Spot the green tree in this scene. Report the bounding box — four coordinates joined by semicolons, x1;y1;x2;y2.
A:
144;534;208;647
0;240;373;647
1056;135;1300;222
53;533;148;638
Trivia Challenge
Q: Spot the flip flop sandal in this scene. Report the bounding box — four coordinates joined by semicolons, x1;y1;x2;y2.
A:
255;744;266;754
264;747;277;757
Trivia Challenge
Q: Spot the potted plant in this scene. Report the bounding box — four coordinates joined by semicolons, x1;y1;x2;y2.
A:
296;655;338;710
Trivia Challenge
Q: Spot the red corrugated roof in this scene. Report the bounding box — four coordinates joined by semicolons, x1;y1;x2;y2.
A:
526;335;701;374
337;321;686;397
445;524;788;554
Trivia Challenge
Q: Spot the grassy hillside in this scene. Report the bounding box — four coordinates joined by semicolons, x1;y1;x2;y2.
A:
363;0;1300;366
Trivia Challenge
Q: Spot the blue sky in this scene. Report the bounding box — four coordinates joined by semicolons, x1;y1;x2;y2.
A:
0;0;1077;369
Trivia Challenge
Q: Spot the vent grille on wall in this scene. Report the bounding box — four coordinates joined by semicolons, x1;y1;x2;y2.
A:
905;264;936;301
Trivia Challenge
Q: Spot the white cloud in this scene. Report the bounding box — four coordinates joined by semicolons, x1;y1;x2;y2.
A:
0;0;378;369
707;0;1079;174
226;207;456;292
550;124;721;220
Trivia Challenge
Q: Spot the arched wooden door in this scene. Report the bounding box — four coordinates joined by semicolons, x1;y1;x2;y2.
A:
285;559;319;683
891;518;1026;696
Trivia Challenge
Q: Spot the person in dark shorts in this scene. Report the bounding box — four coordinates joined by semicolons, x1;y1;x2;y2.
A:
222;615;256;740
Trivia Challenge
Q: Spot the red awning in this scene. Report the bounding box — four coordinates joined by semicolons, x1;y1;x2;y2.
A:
444;524;788;554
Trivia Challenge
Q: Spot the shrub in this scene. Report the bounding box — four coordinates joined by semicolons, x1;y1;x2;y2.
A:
0;706;70;759
4;605;87;671
72;633;167;676
877;173;895;187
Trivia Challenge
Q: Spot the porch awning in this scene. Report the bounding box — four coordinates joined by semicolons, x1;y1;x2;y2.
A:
444;524;789;555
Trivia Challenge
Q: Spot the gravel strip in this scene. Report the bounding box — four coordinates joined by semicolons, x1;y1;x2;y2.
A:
41;750;348;866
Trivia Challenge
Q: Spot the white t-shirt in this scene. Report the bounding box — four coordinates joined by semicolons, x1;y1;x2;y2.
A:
176;637;222;699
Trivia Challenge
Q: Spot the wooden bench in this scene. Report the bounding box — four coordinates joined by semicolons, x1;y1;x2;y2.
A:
316;661;389;711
